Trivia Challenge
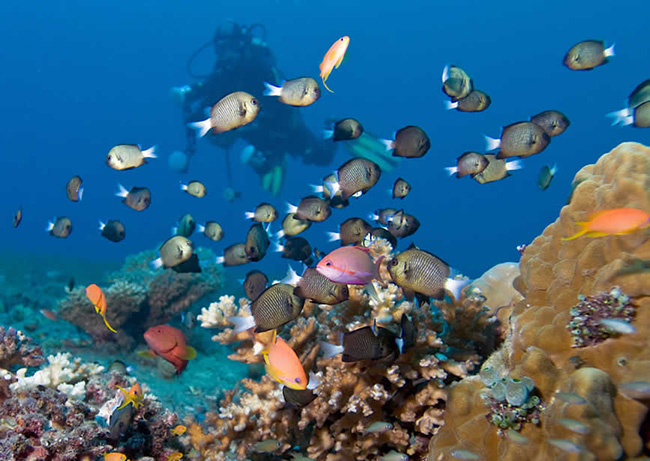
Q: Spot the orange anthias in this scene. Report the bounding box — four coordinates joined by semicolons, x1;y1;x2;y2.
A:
563;208;650;241
142;325;197;375
262;333;308;390
85;284;117;333
116;382;143;410
319;36;350;93
104;453;129;461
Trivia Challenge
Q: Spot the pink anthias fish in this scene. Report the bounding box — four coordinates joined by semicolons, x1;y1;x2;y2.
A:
316;246;383;285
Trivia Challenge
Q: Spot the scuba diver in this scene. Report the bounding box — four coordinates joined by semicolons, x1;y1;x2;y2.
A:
171;20;336;197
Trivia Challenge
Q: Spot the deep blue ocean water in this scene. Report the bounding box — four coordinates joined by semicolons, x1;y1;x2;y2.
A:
1;0;649;285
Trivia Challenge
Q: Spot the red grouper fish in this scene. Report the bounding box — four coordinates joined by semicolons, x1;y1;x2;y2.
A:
316;246;383;285
141;325;196;375
563;208;650;241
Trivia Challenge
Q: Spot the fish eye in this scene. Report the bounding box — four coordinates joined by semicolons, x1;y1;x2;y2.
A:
251;98;258;105
390;258;398;267
325;260;332;266
295;378;301;383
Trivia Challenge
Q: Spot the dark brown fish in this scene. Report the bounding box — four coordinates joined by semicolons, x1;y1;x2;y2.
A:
295;267;349;305
323;325;399;362
367;227;397;248
325;118;364;141
370;208;397;226
172;253;202;273
563;40;614;71
328;217;372;246
250;283;305;332
173;213;195;237
392;177;411;199
385;126;430;158
217;243;249;267
13;207;22;228
199;221;224;241
246;222;270;262
245;203;277;222
181;180;207;198
446;90;491;112
398;314;416;352
442;65;473;100
277;213;311;238
387;210;420;238
473;155;523;184
530;110;570;137
108;402;133;441
47;216;72;238
387;246;467;300
283;386;316;408
116;184;151;211
445;152;489;178
151;235;193;269
66;175;83;202
243;270;268;301
487;122;551;159
190;91;260;136
329;158;381;201
99;219;125;243
289;196;331;222
537;164;557;191
276;236;313;264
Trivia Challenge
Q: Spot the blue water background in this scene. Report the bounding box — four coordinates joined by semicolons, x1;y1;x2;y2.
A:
1;0;649;286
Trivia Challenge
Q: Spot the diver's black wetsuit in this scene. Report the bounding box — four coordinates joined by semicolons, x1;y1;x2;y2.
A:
182;25;334;179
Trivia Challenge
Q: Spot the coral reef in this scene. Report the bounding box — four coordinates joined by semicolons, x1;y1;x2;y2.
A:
0;327;184;461
57;247;222;345
192;239;499;460
428;142;650;460
0;326;44;371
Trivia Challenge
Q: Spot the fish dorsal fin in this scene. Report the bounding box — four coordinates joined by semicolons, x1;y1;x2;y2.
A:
407;242;419;250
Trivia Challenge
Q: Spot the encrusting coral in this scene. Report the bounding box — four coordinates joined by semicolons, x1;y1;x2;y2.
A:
191;239;503;460
57;247;222;346
0;327;184;461
428;142;650;460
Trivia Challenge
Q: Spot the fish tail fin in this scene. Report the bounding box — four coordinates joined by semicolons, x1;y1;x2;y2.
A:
171;226;178;235
444;166;458;176
485;135;501;151
441;65;450;83
310;184;324;194
78;187;84;201
263;81;282;97
443;100;458;110
604;43;615;58
322;78;334;93
324;180;340;197
365;281;381;305
197;224;205;233
444;277;470;301
115;183;129;198
142;145;157;159
102;314;117;333
307;371;321;390
319;341;343;359
215;255;225;265
150;257;163;270
188;118;212;137
280;265;302;286
326;232;340;242
286;202;298;214
550;163;558;175
505;160;523;171
227;315;256;333
606;108;633;126
562;222;589;241
244;211;255;219
323;129;334;139
98;220;105;231
379;139;394;151
272;240;284;253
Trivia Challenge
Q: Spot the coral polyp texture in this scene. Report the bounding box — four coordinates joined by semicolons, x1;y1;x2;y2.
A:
0;330;183;461
191;239;509;460
428;142;650;460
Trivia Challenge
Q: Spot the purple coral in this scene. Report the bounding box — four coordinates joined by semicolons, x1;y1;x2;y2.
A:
0;327;44;370
566;286;636;347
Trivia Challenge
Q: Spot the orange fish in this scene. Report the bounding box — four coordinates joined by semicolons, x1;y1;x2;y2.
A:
40;309;59;321
104;453;129;461
319;36;350;93
167;452;183;461
262;333;308;390
116;382;143;410
85;284;117;333
171;424;187;436
142;325;197;375
563;208;650;241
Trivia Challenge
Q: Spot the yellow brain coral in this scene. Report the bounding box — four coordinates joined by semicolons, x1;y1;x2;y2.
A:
428;142;650;460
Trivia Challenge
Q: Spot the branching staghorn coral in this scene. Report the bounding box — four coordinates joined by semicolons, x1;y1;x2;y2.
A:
191;240;496;460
